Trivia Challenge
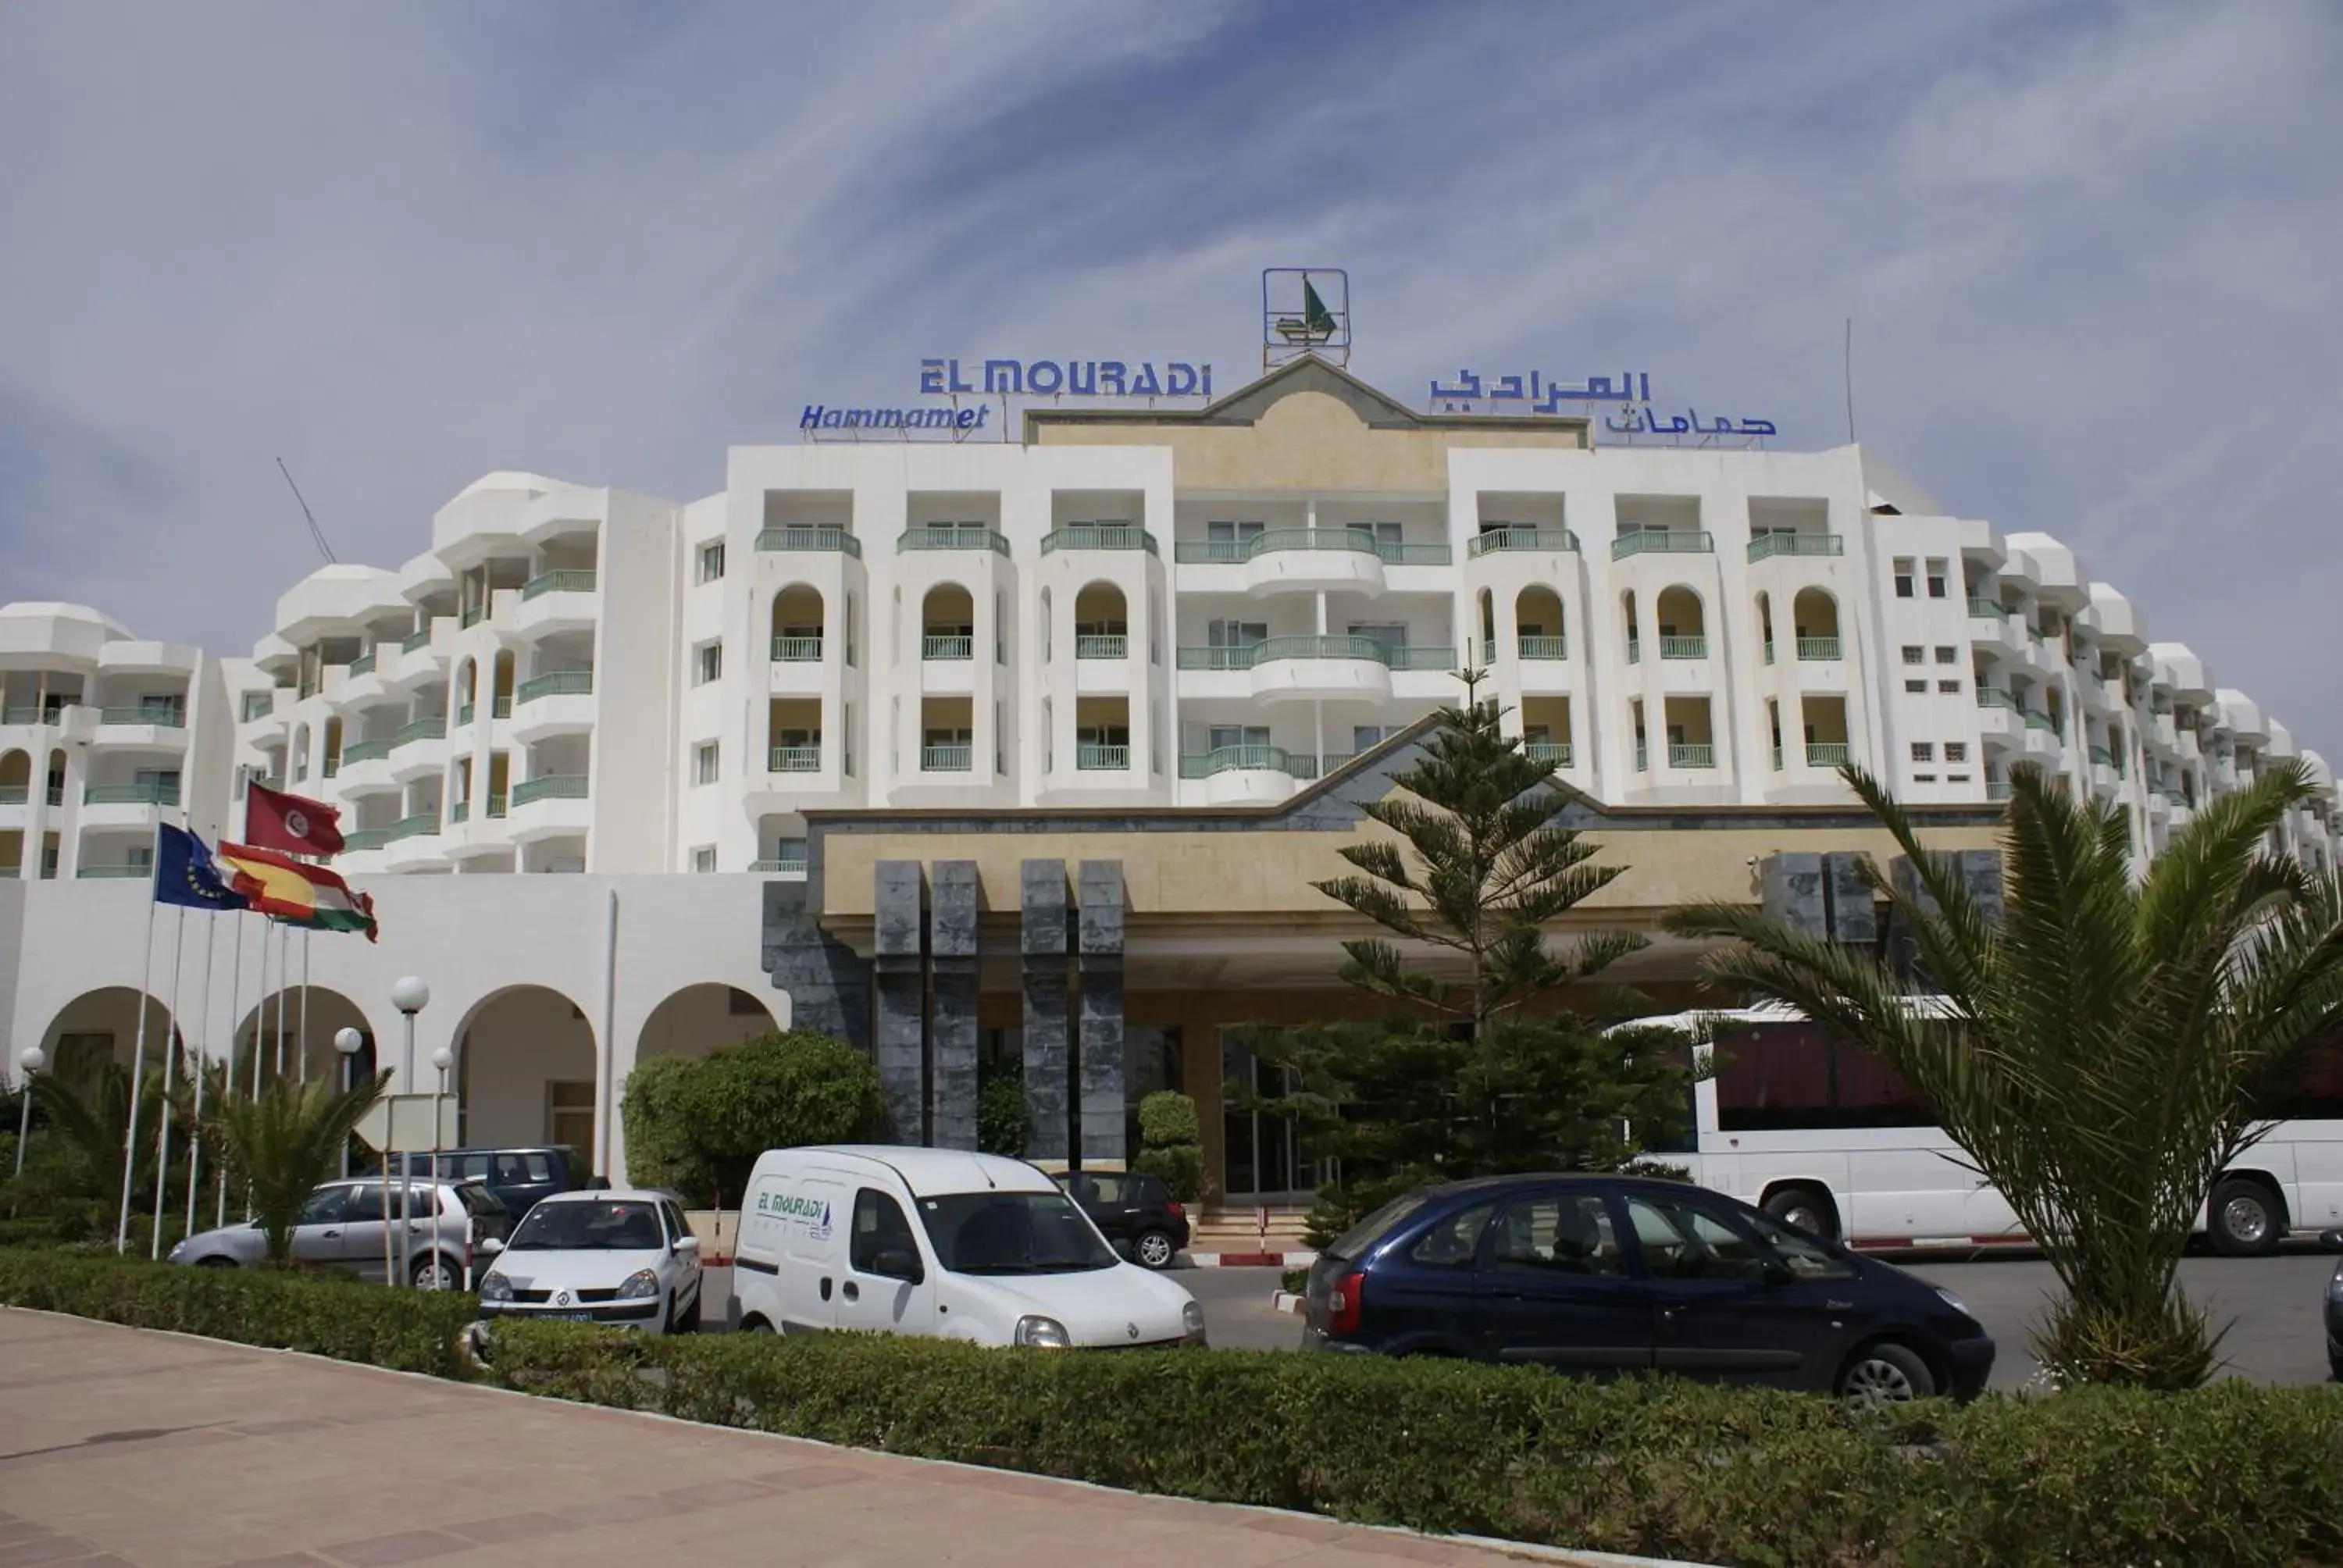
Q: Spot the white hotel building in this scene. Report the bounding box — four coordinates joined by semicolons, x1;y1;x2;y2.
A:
2;357;2334;1193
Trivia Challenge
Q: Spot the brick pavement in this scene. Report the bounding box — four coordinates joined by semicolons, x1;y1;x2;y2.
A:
0;1310;1583;1568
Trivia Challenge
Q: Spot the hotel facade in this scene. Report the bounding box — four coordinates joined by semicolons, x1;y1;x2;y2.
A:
2;357;2333;1206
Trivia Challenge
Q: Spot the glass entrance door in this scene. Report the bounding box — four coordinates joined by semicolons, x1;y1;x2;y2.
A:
1219;1032;1325;1200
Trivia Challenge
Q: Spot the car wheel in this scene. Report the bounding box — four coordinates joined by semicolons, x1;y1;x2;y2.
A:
410;1254;459;1291
1133;1228;1177;1270
195;1256;237;1269
2208;1178;2281;1257
1838;1342;1936;1410
740;1316;775;1335
1763;1185;1838;1242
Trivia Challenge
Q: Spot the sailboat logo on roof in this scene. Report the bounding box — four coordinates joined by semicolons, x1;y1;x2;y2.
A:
1261;268;1350;370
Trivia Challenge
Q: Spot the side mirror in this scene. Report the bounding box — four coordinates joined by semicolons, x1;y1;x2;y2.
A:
476;1237;505;1258
872;1248;924;1285
675;1235;701;1257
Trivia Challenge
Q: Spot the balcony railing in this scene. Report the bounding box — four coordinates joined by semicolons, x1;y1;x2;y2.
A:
1041;525;1156;556
240;695;276;721
405;627;435;650
1469;527;1580;557
921;744;973;772
387;812;440;842
493;695;512;719
84;782;180;806
341;738;393;765
1968;596;2006;618
1524;739;1573;768
1635;742;1649;771
77;863;153;879
1987;780;2013;802
511;775;589;807
1746;533;1843;562
1977;687;2017;711
757;525;862;556
1392;647;1458;672
449;800;469;825
98;706;186;728
1;706;42;725
1626;640;1642;665
1796;636;1842;661
515;670;594;704
457;703;475;725
1075;743;1129;771
1517;634;1568;660
347;653;376;677
392;716;448;747
341;828;390;852
1075;634;1128;660
2024;710;2059;734
1172;529;1379;565
922;635;975;661
322;757;340;779
1611;529;1714;560
898;526;1009;556
486;790;508;818
751;852;811;875
771;636;823;661
1176;636;1400;671
1659;636;1708;660
1179;745;1318;781
769;745;822;773
0;786;23;806
1668;743;1718;769
522;568;597;600
1377;542;1453;565
1806;742;1851;767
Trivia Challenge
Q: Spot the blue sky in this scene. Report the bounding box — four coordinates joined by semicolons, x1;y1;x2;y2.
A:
3;1;2339;743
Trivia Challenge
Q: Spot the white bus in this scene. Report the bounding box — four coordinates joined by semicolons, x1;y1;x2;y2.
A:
1631;1004;2343;1256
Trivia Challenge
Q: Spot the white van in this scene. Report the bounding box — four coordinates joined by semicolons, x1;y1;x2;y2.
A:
733;1146;1206;1349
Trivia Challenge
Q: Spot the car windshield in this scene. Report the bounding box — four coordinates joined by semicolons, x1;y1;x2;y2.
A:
506;1199;663;1252
1324;1191;1431;1261
915;1192;1118;1275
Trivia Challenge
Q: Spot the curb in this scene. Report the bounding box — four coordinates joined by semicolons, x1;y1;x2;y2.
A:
1270;1291;1305;1316
1189;1250;1317;1268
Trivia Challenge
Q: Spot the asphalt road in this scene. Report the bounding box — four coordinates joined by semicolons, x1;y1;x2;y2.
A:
696;1253;2343;1387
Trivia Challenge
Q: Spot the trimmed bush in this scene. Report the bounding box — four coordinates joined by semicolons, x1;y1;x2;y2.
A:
0;1249;479;1378
621;1029;886;1206
1132;1090;1204;1202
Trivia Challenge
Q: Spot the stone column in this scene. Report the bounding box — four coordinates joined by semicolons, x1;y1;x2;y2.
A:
1019;859;1070;1163
1760;852;1827;936
1821;851;1878;946
929;860;980;1151
872;861;926;1144
1077;860;1126;1167
760;881;869;1050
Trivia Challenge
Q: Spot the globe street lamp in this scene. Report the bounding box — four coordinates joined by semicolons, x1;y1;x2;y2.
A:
333;1028;363;1178
430;1044;455;1288
388;978;430;1287
12;1046;45;1210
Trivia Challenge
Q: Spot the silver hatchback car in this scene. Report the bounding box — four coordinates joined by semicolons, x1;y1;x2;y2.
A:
169;1177;511;1289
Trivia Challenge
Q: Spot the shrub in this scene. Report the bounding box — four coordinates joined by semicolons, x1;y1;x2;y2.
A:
0;1250;478;1377
975;1064;1026;1157
1132;1090;1204;1202
480;1324;2343;1566
621;1030;886;1206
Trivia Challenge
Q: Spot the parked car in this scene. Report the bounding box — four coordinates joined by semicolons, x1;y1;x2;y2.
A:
2323;1230;2343;1381
733;1146;1205;1348
475;1188;704;1334
384;1146;600;1220
1300;1174;1995;1406
169;1178;510;1289
1053;1170;1190;1270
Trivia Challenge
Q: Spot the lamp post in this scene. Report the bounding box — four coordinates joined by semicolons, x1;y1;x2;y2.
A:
333;1028;363;1178
12;1046;43;1214
388;978;429;1287
430;1044;453;1290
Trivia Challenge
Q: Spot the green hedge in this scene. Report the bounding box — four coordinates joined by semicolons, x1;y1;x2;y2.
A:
0;1249;479;1378
477;1324;2343;1568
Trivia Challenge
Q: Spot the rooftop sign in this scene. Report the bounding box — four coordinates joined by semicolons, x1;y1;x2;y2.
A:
1430;367;1779;443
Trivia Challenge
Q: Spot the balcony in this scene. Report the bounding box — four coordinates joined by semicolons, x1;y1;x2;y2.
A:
1468;528;1579;558
515;671;594;704
1376;542;1453;565
0;786;23;806
2024;710;2060;735
1746;533;1843;562
1977;688;2017;710
898;526;1009;556
770;636;823;661
768;746;822;773
1041;525;1156;556
757;526;862;556
751;852;811;876
392;717;448;749
448;800;469;825
347;653;376;677
77;864;152;879
1611;530;1714;561
1524;739;1574;768
1987;780;2013;802
1785;637;1838;661
95;706;189;738
1075;743;1130;771
1173;530;1373;565
386;812;440;842
1968;597;2006;618
1659;636;1708;660
1667;743;1717;769
341;738;394;766
922;635;974;661
1806;743;1851;768
921;744;974;772
511;775;588;807
402;628;433;652
1174;529;1386;596
1179;745;1318;782
1391;647;1458;672
457;703;475;725
84;782;180;807
1075;635;1129;660
341;827;390;852
521;569;597;600
1517;635;1568;660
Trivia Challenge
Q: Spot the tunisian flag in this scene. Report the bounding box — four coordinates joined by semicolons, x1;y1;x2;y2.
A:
244;780;346;857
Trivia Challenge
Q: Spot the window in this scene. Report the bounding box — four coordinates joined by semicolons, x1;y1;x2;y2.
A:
1624;1195;1771;1283
1938;679;1961;694
851;1188;922;1278
1935;647;1956;665
1892;558;1915;598
1900;646;1924;665
1353;725;1390;753
693;742;719;785
1714;1021;1931;1131
842;703;854;776
1913;773;1936;782
1346;622;1409;654
1487;1194;1624;1277
1945;742;1968;763
1208;725;1270;750
1207;618;1268;648
297;1186;351;1227
547;1082;594;1150
697;540;726;584
499;1152;556;1185
1904;679;1927;694
1911;743;1934;762
1926;558;1949;598
695;641;722;685
1408;1203;1494;1268
1206;520;1265;554
690;846;716;873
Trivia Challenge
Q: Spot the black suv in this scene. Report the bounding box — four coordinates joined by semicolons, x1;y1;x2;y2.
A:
1054;1170;1190;1270
1303;1174;1995;1406
386;1146;602;1221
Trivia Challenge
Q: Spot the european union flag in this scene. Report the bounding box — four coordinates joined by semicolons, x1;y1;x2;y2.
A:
155;825;250;912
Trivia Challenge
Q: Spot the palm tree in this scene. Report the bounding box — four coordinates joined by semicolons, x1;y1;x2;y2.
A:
1665;760;2343;1389
208;1069;390;1267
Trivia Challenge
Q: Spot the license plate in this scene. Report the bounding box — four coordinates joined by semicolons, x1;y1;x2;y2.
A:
549;1311;596;1322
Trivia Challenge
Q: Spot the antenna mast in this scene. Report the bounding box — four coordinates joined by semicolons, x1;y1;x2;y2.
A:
275;458;337;564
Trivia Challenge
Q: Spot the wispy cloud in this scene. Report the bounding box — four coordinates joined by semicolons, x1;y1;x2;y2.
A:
2;1;2337;746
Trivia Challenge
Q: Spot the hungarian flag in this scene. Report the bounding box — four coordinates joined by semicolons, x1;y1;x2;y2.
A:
244;780;345;857
215;841;379;941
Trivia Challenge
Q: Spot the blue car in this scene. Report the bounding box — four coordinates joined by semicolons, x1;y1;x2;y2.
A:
1301;1174;1995;1406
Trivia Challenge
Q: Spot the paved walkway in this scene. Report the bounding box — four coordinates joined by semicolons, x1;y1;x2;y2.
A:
0;1311;1562;1568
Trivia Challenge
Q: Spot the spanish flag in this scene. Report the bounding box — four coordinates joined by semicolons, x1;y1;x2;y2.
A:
215;840;380;941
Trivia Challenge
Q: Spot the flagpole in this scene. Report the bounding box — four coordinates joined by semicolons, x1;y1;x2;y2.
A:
273;921;287;1080
216;909;244;1229
114;825;161;1254
184;906;219;1238
150;903;188;1258
298;928;312;1085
